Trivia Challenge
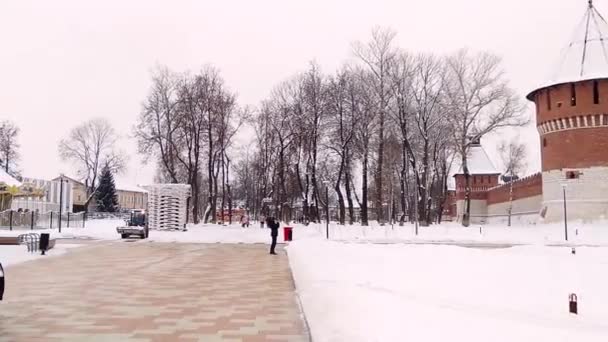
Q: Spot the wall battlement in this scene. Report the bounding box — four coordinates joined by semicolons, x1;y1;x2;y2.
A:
487;173;543;205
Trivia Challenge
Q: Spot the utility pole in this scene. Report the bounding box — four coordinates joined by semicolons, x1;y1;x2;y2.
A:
508;176;514;227
325;183;329;240
562;184;568;241
58;175;64;233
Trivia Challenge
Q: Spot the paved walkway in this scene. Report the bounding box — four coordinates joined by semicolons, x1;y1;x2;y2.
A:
0;242;309;341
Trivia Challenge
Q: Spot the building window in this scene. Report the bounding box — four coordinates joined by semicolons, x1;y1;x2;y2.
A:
594;80;600;104
543;138;547;147
570;83;576;106
547;89;552;110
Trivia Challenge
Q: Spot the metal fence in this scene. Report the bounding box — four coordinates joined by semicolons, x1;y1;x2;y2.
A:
17;233;40;252
86;212;130;221
0;210;86;230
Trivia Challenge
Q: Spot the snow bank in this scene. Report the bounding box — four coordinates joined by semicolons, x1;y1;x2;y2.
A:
0;243;83;267
288;239;608;341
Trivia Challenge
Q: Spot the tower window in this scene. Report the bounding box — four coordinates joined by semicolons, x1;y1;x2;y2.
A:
543;138;547;147
593;80;600;104
547;89;552;110
570;83;576;106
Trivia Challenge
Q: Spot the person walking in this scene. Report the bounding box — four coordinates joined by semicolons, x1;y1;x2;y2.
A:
266;216;280;255
241;213;250;228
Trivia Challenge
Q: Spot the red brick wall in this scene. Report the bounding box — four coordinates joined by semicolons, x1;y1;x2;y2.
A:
486;173;543;205
541;128;608;171
531;79;608;171
454;174;499;200
532;79;608;122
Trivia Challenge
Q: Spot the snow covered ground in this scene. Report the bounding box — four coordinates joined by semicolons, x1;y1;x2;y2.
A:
316;220;608;246
1;218;606;246
288;239;608;342
2;218;608;340
0;219;319;244
0;243;83;267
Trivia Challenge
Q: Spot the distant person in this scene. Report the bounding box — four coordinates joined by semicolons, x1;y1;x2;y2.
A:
241;213;250;228
266;216;280;255
260;215;266;229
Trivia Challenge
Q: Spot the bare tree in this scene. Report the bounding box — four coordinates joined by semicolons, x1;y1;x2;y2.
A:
444;49;528;227
59;118;125;209
325;67;360;225
0;120;20;177
498;138;527;226
353;27;398;224
135;66;182;183
408;54;446;226
352;70;379;226
498;138;527;179
388;52;415;225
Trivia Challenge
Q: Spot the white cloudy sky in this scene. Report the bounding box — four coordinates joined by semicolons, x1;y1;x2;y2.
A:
0;0;594;185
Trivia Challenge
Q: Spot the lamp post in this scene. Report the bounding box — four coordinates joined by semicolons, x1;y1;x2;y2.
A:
323;181;329;240
58;175;64;233
508;174;514;227
414;193;419;236
562;183;568;241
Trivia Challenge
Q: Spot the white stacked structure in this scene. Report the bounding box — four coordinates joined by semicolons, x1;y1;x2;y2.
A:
144;184;191;231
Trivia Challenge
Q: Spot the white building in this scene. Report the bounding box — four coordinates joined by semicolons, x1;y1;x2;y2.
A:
11;177;73;213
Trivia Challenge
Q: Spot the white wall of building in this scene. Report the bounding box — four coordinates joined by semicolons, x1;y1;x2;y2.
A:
12;177;74;213
456;199;487;224
487;195;542;216
485;195;542;225
541;167;608;222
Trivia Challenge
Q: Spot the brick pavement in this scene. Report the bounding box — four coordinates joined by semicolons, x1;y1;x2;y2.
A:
0;242;309;341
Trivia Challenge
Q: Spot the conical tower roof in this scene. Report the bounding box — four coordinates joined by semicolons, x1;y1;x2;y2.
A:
528;0;608;99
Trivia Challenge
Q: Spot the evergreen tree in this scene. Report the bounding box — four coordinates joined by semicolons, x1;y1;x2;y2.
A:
95;165;119;212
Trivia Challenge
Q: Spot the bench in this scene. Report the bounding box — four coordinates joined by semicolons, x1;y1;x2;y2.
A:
0;237;19;245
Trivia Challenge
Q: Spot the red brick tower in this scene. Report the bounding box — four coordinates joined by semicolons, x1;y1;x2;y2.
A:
527;0;608;221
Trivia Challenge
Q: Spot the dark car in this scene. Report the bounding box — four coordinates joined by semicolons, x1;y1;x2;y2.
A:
0;262;4;300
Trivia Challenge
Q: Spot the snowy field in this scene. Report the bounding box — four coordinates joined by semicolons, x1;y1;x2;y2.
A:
1;218;608;340
316;220;608;246
288;239;608;342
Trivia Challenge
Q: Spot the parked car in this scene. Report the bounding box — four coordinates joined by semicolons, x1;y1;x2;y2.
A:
0;262;4;300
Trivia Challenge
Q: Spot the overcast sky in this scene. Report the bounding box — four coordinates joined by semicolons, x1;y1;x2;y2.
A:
0;0;594;185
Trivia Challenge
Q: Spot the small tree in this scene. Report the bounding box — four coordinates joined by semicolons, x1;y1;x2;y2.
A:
95;166;119;212
498;138;527;226
59;118;125;209
0;120;20;177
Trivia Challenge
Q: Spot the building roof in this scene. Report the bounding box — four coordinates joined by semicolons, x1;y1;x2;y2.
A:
115;181;148;193
0;169;21;186
456;144;500;176
528;1;608;99
52;175;85;185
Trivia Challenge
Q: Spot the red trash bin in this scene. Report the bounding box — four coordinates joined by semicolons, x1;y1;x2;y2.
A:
283;226;293;242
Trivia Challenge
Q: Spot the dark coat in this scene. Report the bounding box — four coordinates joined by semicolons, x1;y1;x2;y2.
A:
267;219;280;237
